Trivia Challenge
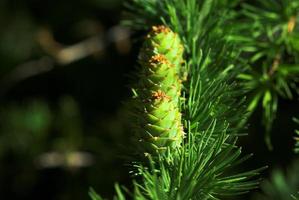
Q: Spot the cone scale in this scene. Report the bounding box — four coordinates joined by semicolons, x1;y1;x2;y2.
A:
131;25;185;155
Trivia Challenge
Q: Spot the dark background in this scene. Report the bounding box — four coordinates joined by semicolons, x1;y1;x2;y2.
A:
0;0;297;199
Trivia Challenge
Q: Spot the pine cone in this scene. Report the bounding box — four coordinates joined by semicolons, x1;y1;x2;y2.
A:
131;25;184;155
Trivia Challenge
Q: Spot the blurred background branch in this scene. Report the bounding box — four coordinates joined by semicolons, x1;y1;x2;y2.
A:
0;25;130;96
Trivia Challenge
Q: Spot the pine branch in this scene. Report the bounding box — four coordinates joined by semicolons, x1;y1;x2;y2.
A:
130;123;264;200
91;120;265;200
227;0;299;149
89;0;265;199
125;0;249;136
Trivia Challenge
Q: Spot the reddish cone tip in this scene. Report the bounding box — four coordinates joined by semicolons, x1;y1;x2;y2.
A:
152;90;170;100
152;25;171;34
150;54;169;65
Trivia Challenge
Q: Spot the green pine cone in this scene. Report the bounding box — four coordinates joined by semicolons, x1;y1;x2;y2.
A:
131;25;185;155
139;25;184;76
138;54;181;104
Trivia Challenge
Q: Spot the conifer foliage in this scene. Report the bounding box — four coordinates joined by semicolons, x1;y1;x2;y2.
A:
228;0;299;149
90;0;299;199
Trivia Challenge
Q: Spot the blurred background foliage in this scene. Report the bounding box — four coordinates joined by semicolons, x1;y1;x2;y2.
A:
0;0;133;199
227;0;299;150
0;0;298;200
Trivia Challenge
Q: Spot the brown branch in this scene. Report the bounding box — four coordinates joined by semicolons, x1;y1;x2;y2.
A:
0;25;131;96
0;56;54;95
37;26;131;65
287;16;296;33
268;54;281;76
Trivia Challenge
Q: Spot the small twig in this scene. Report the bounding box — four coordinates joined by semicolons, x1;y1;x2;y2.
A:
56;36;105;65
0;56;54;95
37;28;105;65
35;151;94;169
267;16;296;76
287;16;296;33
268;54;281;76
38;26;131;65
